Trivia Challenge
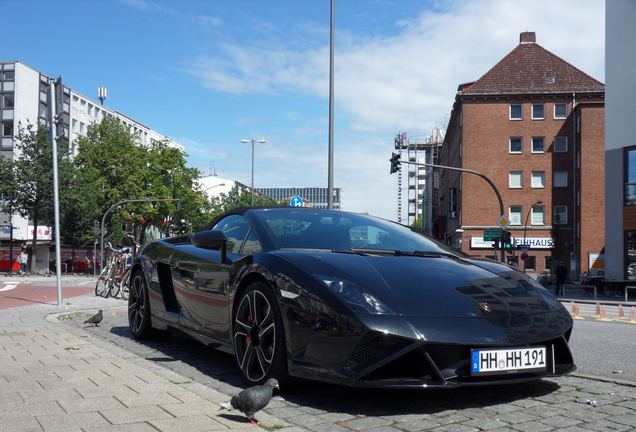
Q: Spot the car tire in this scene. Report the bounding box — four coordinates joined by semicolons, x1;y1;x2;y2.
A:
128;269;168;339
233;282;289;385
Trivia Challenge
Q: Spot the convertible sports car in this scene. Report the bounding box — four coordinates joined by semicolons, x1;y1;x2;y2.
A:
127;206;575;389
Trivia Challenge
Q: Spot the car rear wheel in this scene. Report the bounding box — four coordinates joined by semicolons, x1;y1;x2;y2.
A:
128;270;155;339
233;282;288;385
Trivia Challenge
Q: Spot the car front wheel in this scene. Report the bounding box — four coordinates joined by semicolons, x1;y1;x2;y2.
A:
128;270;155;339
233;282;288;385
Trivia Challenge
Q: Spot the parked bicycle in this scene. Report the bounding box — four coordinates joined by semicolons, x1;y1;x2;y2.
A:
95;242;127;298
118;235;139;301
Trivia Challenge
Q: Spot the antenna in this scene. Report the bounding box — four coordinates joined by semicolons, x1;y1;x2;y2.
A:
98;86;107;105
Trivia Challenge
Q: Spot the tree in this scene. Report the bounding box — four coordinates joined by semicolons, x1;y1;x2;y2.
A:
59;172;101;269
210;186;281;217
5;123;74;273
74;116;150;245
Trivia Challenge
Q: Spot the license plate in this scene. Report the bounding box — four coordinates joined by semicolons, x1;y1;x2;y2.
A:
471;346;547;375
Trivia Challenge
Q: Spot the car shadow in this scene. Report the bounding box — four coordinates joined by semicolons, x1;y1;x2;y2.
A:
105;321;561;417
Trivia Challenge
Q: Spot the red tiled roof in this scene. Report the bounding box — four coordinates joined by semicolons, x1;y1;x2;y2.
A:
460;41;604;95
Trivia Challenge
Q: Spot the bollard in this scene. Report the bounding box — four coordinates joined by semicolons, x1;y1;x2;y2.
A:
598;305;611;321
630;306;636;323
573;303;583;319
571;301;576;315
593;302;601;317
618;304;627;319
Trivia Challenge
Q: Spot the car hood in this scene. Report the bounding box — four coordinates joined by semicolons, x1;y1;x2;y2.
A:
275;250;563;318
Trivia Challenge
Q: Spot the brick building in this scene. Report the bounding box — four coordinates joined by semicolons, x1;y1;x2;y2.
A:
435;32;605;278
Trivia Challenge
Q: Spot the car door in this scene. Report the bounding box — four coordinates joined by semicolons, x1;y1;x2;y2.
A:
173;215;256;343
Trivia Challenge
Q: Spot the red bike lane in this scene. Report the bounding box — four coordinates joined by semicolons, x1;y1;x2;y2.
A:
0;283;95;310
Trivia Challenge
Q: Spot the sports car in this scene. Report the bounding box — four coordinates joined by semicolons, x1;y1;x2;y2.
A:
127;206;575;389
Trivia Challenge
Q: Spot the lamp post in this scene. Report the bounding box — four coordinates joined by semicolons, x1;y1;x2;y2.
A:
523;199;543;273
241;138;265;206
202;183;225;195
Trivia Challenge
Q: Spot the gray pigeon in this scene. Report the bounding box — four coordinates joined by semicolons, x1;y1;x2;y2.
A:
219;379;279;425
84;310;103;327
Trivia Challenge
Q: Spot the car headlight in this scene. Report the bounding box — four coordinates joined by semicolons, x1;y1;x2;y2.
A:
317;275;396;315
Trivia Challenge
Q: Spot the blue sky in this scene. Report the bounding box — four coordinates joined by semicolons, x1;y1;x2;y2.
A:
4;0;605;220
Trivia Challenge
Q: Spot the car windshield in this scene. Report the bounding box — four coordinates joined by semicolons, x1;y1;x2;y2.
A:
255;209;461;255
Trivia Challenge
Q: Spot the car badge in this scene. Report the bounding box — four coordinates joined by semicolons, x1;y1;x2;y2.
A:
479;302;491;312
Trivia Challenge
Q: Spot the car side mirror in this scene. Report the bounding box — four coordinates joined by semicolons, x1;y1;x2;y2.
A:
191;230;227;262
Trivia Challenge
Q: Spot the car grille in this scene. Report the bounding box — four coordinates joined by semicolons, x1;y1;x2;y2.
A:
345;333;410;371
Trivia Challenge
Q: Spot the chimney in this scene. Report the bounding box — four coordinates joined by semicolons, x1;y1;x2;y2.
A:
520;32;536;44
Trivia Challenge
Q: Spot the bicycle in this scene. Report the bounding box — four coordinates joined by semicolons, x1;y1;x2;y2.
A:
119;235;139;301
95;242;127;298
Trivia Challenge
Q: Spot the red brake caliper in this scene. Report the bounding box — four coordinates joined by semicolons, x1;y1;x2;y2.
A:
245;315;253;348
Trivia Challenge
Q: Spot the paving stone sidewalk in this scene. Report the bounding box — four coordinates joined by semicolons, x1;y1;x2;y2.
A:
0;285;302;432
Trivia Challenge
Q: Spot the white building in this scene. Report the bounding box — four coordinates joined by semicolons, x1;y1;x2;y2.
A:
1;61;181;271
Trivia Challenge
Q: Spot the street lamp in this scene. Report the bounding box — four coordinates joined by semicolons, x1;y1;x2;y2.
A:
202;183;225;195
523;199;543;273
241;138;265;206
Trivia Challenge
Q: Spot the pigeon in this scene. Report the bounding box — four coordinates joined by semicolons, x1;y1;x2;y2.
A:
219;378;279;425
84;310;103;327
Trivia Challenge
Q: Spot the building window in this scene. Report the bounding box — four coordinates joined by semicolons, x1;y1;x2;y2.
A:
554;171;568;187
625;147;636;205
1;93;13;108
532;206;545;225
510;104;522;120
524;256;536;271
554;103;567;119
554;206;567;225
554;136;568;153
509;206;523;225
2;121;13;136
88;104;93;116
80;122;85;134
532;137;545;153
532;104;545;120
531;171;545;188
72;96;78;108
39;102;47;118
510;137;523;154
80;100;86;112
509;172;523;189
3;71;15;80
577;116;581;133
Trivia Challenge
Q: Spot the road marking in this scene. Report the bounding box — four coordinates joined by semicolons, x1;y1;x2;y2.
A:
0;283;18;292
78;281;94;286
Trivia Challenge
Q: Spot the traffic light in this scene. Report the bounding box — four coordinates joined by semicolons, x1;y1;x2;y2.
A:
492;238;500;249
503;230;513;254
389;152;401;174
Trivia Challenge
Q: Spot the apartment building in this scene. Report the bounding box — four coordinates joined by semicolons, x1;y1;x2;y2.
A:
435;32;605;278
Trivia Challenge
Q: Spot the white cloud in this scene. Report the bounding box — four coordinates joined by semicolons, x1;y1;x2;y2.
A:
182;0;605;220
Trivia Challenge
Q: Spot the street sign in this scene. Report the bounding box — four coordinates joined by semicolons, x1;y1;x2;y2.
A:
290;196;304;207
520;253;529;261
483;229;500;241
497;215;510;229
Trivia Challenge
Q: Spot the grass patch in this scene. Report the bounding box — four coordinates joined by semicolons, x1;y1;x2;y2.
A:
260;424;287;431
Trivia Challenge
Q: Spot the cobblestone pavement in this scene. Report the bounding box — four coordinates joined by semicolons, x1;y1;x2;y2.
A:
62;305;636;432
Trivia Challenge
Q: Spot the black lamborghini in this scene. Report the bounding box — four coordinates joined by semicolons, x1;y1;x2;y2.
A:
127;206;575;388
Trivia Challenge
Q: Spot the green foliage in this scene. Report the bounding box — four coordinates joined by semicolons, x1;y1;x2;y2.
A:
209;186;281;219
75;115;207;245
